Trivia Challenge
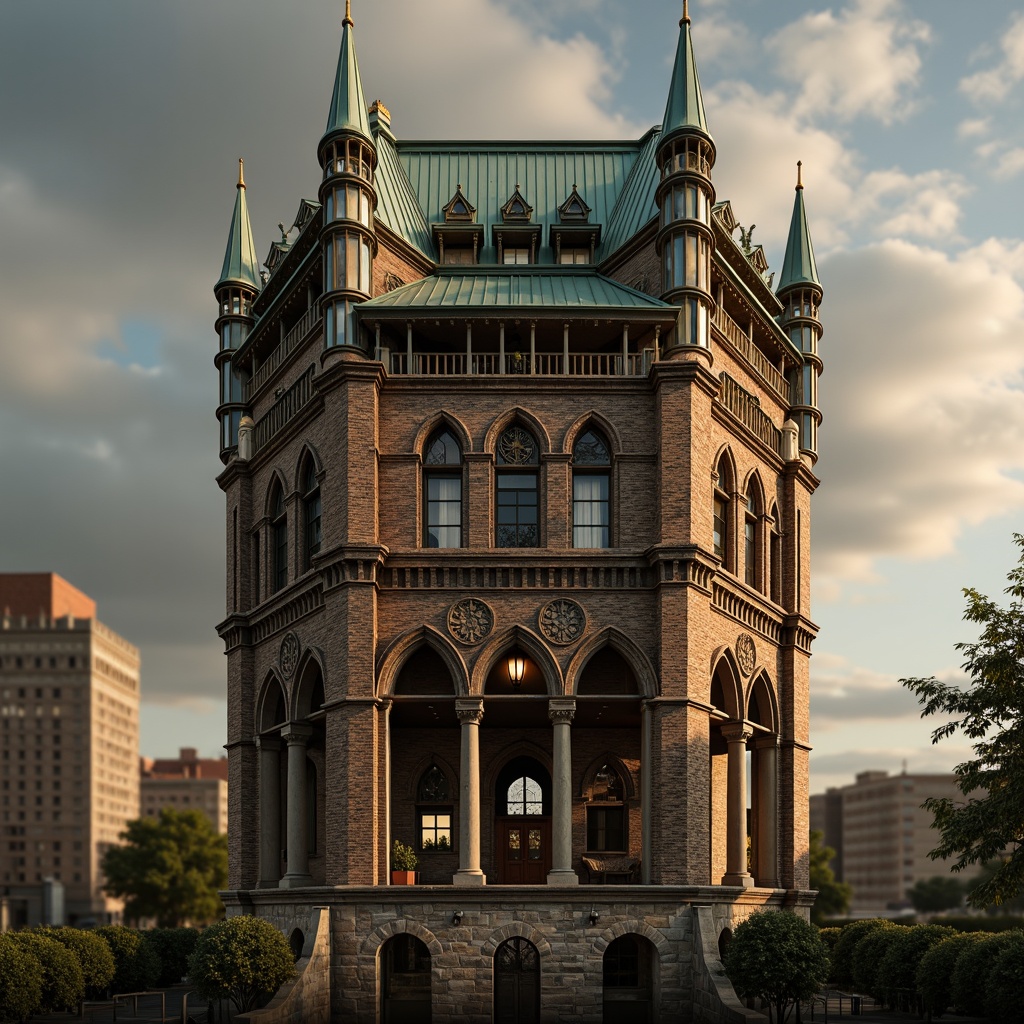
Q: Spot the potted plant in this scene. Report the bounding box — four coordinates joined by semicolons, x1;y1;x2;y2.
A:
391;839;418;885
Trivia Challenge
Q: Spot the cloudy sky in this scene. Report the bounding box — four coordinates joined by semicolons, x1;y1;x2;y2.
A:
1;0;1022;794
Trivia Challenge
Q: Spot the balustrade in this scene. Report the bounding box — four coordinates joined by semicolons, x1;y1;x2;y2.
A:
245;302;322;401
253;365;317;453
712;307;786;398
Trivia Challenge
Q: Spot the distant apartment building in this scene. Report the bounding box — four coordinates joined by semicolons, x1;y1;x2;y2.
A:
0;573;140;928
141;747;228;834
811;770;965;914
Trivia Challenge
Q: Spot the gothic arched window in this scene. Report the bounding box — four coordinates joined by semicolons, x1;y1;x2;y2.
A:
572;428;611;548
302;458;321;572
713;456;732;567
424;429;462;548
744;484;759;589
496;426;539;548
271;482;288;593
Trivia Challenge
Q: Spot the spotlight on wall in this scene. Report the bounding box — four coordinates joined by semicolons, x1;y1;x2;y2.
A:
589;908;599;927
452;910;464;925
506;654;526;690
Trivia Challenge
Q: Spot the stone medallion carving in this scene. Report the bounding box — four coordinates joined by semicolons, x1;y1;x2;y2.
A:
447;599;495;645
539;599;586;645
279;632;300;678
736;633;756;677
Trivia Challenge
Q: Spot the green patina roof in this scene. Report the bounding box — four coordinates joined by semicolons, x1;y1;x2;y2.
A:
661;17;709;142
358;269;673;314
324;17;371;142
603;127;662;257
217;170;260;291
778;184;820;292
373;125;433;255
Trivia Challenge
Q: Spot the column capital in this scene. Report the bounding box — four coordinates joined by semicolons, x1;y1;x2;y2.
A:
256;734;281;753
753;733;779;751
548;698;576;723
455;697;485;725
721;721;753;742
281;723;313;745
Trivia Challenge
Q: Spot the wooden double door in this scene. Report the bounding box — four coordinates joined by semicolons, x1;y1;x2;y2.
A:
496;817;551;884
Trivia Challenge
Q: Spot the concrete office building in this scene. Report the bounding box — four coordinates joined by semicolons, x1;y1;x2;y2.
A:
141;747;229;834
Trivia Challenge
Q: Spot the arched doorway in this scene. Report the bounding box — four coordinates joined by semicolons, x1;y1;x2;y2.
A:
494;756;551;883
603;934;656;1023
381;934;431;1023
494;937;540;1024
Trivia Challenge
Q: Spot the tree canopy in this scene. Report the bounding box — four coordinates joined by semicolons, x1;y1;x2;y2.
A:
809;829;852;924
102;807;228;926
906;875;966;913
901;534;1024;909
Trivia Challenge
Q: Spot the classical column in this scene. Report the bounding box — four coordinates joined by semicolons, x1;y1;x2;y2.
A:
722;722;754;887
755;735;779;888
279;724;313;888
256;736;282;888
454;698;486;886
547;698;578;886
641;701;652;884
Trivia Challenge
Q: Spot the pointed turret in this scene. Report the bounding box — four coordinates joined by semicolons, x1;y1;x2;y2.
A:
777;163;824;464
655;1;717;354
214;159;259;461
318;1;378;355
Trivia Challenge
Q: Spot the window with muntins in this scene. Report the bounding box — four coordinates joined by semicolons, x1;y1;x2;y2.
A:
586;763;626;852
573;429;610;548
506;776;543;816
744;488;757;588
302;460;321;572
713;458;731;564
417;764;452;851
424;429;462;548
271;486;288;593
496;426;539;548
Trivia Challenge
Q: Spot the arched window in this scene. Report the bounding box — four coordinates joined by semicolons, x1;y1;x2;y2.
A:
572;429;611;548
713;457;731;566
603;935;655;1022
417;764;452;852
744;484;759;588
382;935;432;1023
586;763;626;853
506;775;544;816
271;483;288;593
423;429;462;548
302;459;321;572
496;425;539;548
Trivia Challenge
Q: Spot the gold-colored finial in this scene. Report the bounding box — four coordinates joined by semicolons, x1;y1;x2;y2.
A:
343;0;353;27
796;160;803;190
681;0;690;26
237;158;245;189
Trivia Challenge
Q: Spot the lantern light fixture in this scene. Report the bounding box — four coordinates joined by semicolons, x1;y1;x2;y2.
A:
506;653;526;689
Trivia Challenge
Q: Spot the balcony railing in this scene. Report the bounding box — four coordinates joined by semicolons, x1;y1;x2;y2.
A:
245;301;322;401
383;350;651;377
713;307;786;399
718;373;782;455
253;364;317;454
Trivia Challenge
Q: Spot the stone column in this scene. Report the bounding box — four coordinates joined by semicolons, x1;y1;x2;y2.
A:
722;722;754;887
641;701;653;884
547;698;578;886
755;736;779;887
280;724;313;888
256;736;282;888
454;698;486;886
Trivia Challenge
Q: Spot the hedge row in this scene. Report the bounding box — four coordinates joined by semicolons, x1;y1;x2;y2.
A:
832;917;1024;1022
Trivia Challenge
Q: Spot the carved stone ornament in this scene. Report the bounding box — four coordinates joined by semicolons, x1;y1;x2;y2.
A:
736;633;756;677
447;599;495;645
539;599;586;645
279;632;300;678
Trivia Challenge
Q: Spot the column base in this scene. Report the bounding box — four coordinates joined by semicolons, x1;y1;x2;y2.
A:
546;869;579;887
722;872;755;888
279;873;314;889
257;878;282;889
453;869;486;887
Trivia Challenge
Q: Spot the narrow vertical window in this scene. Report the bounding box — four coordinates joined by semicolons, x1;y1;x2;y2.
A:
271;485;288;593
424;429;462;548
302;459;321;571
573;429;611;548
251;530;260;605
496;426;539;548
713;457;731;565
770;504;782;604
744;489;757;588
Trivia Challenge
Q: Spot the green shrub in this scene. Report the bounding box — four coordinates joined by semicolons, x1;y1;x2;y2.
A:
851;923;903;1000
950;930;1020;1016
7;930;84;1013
723;911;830;1024
830;918;894;989
915;932;986;1018
96;925;161;993
188;915;295;1014
985;931;1024;1024
39;926;116;996
391;839;418;872
0;934;42;1024
145;927;199;986
818;926;842;958
874;924;956;1004
930;914;1024;932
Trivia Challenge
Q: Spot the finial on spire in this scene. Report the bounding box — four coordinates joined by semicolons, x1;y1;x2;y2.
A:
796;160;803;191
343;0;352;27
237;158;245;190
681;0;690;26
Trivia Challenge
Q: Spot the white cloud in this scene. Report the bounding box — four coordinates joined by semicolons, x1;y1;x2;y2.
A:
861;168;971;241
957;117;991;139
960;12;1024;105
992;146;1024;181
764;0;930;125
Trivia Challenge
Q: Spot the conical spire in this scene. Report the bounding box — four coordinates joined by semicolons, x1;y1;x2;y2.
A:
778;162;820;291
217;159;260;291
324;1;371;141
662;1;709;141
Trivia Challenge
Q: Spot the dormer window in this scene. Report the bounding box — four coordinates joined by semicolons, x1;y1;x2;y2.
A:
442;185;476;223
434;184;484;265
501;186;533;224
550;186;600;263
493;185;540;264
558;185;591;223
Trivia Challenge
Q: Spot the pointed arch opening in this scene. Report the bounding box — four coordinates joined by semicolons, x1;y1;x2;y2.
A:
713;450;735;571
299;451;322;574
572;426;611;549
423;426;463;549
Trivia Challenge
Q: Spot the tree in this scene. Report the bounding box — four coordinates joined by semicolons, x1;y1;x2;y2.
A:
915;932;986;1018
901;534;1024;909
906;875;966;913
188;916;295;1015
102;808;228;926
40;926;115;996
6;931;84;1013
809;830;852;923
722;910;830;1023
95;926;161;994
0;934;42;1024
